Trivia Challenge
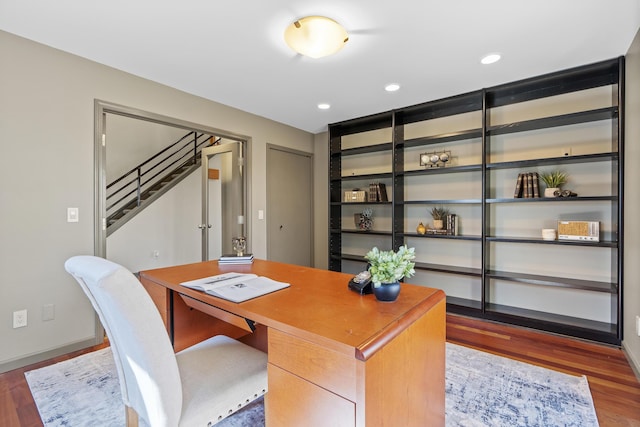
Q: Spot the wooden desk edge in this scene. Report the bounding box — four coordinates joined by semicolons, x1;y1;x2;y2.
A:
355;288;446;361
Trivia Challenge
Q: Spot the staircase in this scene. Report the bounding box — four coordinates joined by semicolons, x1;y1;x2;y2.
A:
106;131;216;235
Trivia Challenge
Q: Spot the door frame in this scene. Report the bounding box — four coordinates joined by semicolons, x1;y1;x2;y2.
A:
201;141;249;261
266;143;314;265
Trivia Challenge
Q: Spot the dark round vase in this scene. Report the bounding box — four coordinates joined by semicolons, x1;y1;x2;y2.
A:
373;282;401;302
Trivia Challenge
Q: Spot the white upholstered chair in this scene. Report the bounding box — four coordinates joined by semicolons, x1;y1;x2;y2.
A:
64;255;267;427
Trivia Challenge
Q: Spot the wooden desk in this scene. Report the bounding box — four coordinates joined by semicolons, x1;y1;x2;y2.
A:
139;259;445;427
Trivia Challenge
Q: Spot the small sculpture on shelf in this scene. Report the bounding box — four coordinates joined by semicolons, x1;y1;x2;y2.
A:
420;150;451;168
416;222;426;235
355;207;373;231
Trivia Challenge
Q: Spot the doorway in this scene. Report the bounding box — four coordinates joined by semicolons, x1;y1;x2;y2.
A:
266;144;313;267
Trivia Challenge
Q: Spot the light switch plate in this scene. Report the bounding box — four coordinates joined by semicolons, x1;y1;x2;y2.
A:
67;207;79;223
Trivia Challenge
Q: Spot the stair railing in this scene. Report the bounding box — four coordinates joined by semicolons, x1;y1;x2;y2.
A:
106;131;213;222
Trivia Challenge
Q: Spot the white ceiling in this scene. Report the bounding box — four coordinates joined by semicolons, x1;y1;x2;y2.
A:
1;1;639;134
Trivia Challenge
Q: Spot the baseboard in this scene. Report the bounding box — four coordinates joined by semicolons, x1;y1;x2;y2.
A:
0;337;99;374
622;341;640;382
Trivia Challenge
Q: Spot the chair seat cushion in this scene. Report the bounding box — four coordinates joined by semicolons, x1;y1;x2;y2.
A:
176;335;267;426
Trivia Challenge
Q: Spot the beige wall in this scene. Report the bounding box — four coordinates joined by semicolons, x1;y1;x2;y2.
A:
0;30;315;370
624;28;640;375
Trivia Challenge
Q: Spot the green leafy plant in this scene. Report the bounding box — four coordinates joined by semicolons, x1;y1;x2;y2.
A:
540;171;568;188
429;206;450;220
365;245;416;287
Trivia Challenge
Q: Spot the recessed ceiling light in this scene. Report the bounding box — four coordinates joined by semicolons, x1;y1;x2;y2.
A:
318;103;331;110
481;53;501;65
284;16;349;58
385;83;400;92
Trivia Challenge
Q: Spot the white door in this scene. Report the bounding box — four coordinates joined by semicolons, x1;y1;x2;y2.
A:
266;145;313;266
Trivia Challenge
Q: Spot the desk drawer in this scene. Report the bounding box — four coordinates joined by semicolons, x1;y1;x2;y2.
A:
268;329;356;401
267;364;355;427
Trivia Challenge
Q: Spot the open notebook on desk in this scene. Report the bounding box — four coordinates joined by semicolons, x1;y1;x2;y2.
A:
180;273;290;303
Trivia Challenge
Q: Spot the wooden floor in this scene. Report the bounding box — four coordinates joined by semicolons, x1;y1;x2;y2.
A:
1;315;639;426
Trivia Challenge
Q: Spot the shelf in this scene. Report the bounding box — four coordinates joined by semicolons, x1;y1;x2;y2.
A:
401;128;483;148
338;229;393;236
486;107;617;137
403;232;482;241
333;172;392;182
331;253;367;263
446;296;483;311
414;262;482;277
335;142;392;157
401;199;481;205
399;164;482;176
484;304;618;345
486;270;617;293
487;152;618;170
487;195;617;203
333;201;392;206
486;236;617;248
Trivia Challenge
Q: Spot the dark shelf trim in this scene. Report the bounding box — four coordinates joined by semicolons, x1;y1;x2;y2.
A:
487;107;617;137
487;195;617;203
486;236;617;248
414;262;482;277
486;270;617;293
401;129;483;148
339;229;393;236
399;164;482;176
483;304;619;345
336;142;393;157
486;152;618;170
446;297;483;311
400;199;482;205
402;232;482;241
332;172;393;182
331;201;393;206
331;253;367;263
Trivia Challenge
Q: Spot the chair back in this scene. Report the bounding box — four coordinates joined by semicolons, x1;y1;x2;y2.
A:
65;256;183;426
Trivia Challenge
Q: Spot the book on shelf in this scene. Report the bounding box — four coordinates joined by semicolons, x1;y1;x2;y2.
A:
446;214;458;236
378;182;388;202
532;172;540;198
426;229;449;235
218;254;254;264
526;172;534;198
514;173;524;198
180;272;289;303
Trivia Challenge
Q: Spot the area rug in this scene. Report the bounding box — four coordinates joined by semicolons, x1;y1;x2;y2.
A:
25;343;599;427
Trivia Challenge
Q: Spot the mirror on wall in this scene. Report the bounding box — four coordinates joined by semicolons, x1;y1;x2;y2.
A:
94;100;250;266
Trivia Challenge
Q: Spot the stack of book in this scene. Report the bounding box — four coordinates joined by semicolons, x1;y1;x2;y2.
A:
514;172;540;198
368;182;388;202
218;254;254;265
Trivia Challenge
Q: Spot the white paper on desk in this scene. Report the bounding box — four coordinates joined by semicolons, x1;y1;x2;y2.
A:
180;273;289;303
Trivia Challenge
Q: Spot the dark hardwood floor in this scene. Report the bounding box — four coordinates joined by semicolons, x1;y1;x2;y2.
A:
1;315;639;426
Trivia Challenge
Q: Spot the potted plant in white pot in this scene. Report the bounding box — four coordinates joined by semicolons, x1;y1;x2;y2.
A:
540;171;568;197
429;206;450;230
365;245;416;302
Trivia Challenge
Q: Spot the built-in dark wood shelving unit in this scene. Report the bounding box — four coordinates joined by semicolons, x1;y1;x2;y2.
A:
328;57;624;345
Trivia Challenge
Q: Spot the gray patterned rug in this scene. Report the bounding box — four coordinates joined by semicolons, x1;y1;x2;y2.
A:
25;343;598;427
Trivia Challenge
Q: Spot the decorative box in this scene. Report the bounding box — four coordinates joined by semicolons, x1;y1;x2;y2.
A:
344;190;367;203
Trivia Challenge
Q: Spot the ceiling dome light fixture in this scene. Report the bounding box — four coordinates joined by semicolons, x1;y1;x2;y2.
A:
385;83;400;92
317;103;331;110
284;16;349;59
481;53;501;65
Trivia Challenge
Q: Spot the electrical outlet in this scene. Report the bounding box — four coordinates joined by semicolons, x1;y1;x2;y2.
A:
13;309;27;328
636;315;640;337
